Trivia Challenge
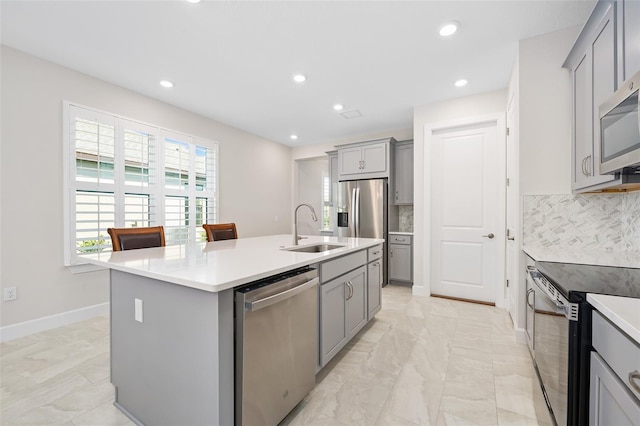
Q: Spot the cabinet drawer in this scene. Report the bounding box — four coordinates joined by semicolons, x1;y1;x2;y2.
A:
320;250;367;283
592;311;640;400
389;234;412;245
368;245;383;262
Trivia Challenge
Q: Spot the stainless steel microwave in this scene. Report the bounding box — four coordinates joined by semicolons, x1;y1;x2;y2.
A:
599;70;640;175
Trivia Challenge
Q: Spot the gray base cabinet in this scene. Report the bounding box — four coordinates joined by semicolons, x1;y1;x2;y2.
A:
367;260;382;319
320;265;367;367
319;245;383;368
590;352;640;425
389;234;412;283
590;311;640;425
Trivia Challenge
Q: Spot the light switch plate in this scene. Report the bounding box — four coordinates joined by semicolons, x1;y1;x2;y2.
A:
135;298;143;323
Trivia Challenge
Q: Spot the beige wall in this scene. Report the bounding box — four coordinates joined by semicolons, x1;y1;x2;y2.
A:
0;46;292;327
519;27;577;195
412;90;508;295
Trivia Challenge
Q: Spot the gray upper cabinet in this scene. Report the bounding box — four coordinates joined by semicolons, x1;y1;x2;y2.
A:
565;0;640;193
566;2;618;192
337;138;396;180
393;141;413;205
621;0;640;81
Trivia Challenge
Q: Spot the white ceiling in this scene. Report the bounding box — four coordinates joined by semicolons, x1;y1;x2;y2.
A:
1;0;595;147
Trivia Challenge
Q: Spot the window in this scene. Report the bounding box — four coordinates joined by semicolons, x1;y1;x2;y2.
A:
64;103;218;265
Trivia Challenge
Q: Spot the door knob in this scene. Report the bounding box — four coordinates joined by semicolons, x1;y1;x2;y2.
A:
482;233;495;239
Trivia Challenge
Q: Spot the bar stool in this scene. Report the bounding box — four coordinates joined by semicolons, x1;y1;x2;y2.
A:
107;226;166;251
203;223;238;242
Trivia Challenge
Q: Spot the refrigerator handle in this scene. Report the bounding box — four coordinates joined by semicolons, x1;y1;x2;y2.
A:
354;187;360;237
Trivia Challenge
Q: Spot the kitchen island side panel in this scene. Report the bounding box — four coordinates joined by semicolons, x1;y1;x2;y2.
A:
110;269;234;425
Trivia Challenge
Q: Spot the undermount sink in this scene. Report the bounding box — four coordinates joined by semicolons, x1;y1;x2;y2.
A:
284;244;345;253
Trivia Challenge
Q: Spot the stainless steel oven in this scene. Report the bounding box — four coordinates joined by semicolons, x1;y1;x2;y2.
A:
527;267;579;426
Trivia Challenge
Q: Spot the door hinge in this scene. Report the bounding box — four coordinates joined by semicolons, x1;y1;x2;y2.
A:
506;127;510;136
506;279;510;288
506;178;510;186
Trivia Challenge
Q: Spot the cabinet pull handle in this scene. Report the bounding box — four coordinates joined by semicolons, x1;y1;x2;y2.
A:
526;288;535;309
630;371;640;393
582;156;589;177
346;281;353;300
390;249;393;258
586;155;592;176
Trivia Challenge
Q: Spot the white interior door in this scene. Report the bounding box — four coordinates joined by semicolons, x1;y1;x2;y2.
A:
506;93;519;319
430;120;504;303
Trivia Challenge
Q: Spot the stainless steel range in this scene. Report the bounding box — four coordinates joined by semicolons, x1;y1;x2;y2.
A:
526;261;640;425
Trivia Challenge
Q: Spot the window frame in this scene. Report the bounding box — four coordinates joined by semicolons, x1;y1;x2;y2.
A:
63;101;218;267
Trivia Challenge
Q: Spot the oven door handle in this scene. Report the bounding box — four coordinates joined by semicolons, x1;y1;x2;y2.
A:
528;268;578;320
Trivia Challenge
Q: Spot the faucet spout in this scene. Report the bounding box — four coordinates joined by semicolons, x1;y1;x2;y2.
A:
293;203;318;245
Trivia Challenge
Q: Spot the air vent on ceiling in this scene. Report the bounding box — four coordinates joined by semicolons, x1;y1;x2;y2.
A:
340;109;362;119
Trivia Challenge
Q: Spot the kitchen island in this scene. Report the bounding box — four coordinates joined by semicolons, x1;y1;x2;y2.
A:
82;234;384;426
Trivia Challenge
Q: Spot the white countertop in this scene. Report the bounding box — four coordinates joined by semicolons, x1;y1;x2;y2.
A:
587;294;640;344
389;231;413;235
523;245;640;268
81;235;384;293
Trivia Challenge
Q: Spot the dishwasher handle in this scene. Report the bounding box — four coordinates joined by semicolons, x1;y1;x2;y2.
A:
246;277;319;312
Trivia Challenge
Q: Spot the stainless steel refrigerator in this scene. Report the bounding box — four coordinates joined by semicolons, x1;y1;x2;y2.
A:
337;179;388;285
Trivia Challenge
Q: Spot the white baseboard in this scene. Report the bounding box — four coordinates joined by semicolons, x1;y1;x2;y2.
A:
0;302;109;342
514;327;527;345
411;285;430;297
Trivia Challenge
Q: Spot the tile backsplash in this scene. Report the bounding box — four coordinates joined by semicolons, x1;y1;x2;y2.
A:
399;206;414;232
523;193;640;252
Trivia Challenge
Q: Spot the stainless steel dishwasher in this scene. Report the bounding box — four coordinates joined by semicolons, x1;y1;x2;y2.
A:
235;267;318;426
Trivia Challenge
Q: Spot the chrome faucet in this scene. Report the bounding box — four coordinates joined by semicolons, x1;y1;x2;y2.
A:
293;203;318;245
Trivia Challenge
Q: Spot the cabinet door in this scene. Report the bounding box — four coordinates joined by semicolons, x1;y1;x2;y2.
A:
394;144;414;205
389;244;412;282
623;0;640;81
571;5;617;191
367;260;382;319
590;352;640;425
346;266;367;338
338;146;363;176
320;278;347;366
591;5;617;182
573;52;593;189
362;143;387;173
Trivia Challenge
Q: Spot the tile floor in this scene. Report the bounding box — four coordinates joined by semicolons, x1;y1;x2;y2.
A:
1;285;551;425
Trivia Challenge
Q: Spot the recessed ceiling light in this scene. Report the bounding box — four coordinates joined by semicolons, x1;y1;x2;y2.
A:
290;134;298;140
293;74;306;83
186;0;201;3
333;104;344;111
439;21;460;37
160;80;174;88
454;79;468;87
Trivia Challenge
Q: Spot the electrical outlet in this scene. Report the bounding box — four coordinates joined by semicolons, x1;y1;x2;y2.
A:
4;287;17;301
